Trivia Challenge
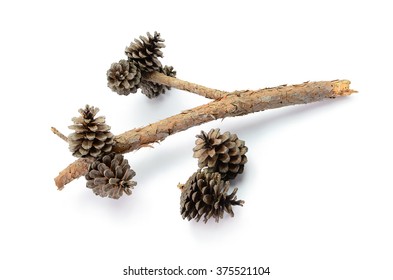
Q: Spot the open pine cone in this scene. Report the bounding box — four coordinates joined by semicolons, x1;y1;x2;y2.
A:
125;31;165;72
107;60;141;95
68;105;114;158
140;65;177;98
85;153;137;199
193;129;248;180
179;169;244;223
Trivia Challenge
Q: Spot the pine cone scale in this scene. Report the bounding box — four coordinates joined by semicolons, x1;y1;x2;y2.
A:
103;168;114;178
94;177;107;185
207;149;216;157
88;170;101;178
93;141;105;150
79;148;88;156
123;168;135;180
218;163;229;173
81;140;93;150
68;124;85;132
115;166;123;178
108;177;120;185
218;153;230;163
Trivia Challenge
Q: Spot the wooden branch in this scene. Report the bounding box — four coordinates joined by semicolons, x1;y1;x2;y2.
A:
113;79;354;153
54;79;356;189
51;127;68;142
143;71;227;99
55;158;93;190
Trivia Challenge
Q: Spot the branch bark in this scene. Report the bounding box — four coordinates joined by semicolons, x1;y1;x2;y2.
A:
54;79;356;189
55;158;93;190
143;71;227;99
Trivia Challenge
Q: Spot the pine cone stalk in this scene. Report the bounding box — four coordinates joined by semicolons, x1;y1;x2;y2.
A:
140;65;177;98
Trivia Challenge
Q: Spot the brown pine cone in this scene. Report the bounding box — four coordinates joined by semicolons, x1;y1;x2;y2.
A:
193;129;248;180
139;65;177;98
179;169;244;223
125;31;165;72
140;80;166;99
162;65;177;87
107;60;141;95
68;105;114;158
85;153;137;199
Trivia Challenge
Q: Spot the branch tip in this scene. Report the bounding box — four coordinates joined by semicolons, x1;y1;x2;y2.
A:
54;158;93;190
51;127;68;143
331;80;357;96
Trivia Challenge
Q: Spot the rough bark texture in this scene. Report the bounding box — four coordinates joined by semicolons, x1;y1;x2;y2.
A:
113;80;354;154
54;79;355;189
143;72;227;99
55;158;93;190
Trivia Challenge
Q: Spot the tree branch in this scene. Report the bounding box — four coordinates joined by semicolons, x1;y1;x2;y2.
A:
54;79;356;189
51;127;68;142
55;158;93;190
143;71;227;99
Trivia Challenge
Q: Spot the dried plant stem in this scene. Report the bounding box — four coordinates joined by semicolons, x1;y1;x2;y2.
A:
51;127;68;142
55;158;94;190
143;71;227;99
113;79;354;153
54;79;356;189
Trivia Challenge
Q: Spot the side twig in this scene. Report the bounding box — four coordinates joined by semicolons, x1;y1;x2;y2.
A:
51;127;68;143
54;79;356;189
143;71;227;100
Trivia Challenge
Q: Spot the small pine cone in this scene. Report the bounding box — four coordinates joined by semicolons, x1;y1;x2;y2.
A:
162;65;177;90
125;31;165;72
85;153;137;199
193;129;248;180
180;169;244;223
68;105;114;158
107;60;141;95
140;80;166;99
139;65;177;98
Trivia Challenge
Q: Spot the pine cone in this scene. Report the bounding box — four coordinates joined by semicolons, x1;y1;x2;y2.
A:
180;169;244;223
193;129;248;180
125;31;165;72
140;80;166;99
162;65;177;84
139;65;177;98
85;153;137;199
107;60;141;95
68;105;114;158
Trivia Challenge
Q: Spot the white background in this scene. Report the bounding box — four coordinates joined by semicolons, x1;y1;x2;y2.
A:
1;1;392;279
